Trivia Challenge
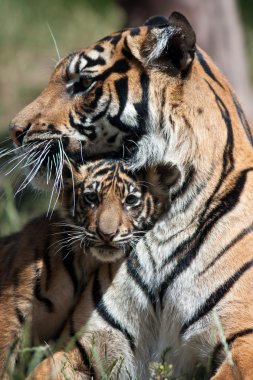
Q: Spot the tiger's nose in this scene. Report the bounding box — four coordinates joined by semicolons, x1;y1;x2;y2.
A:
9;124;29;146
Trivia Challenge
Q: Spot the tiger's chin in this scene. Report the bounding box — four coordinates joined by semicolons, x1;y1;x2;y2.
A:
89;245;127;263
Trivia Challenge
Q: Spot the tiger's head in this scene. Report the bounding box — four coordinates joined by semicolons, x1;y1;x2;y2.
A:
9;12;196;190
60;159;169;262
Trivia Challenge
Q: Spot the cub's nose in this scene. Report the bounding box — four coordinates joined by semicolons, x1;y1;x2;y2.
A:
9;123;29;146
97;229;118;242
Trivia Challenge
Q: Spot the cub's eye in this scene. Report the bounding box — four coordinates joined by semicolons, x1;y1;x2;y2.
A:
72;77;93;95
83;192;99;205
125;194;140;206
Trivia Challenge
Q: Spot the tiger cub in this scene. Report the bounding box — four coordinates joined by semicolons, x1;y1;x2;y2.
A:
0;158;168;377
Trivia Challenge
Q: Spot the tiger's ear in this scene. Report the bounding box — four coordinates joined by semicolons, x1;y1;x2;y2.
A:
144;15;169;27
129;12;196;74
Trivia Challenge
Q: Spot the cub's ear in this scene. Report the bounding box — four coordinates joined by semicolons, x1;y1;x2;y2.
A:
142;12;196;74
155;163;180;190
145;163;180;198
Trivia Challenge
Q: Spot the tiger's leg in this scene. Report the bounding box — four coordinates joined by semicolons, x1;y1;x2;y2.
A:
211;334;253;380
27;349;89;380
28;329;136;380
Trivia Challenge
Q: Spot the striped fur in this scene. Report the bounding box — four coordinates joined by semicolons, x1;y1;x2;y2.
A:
9;11;253;380
0;159;166;378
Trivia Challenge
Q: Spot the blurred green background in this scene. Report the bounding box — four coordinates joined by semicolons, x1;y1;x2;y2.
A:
0;0;253;236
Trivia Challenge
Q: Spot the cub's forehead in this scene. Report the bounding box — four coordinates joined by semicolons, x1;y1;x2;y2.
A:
74;159;138;189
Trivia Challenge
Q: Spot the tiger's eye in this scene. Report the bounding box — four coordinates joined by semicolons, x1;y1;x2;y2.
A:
72;77;93;95
82;77;93;88
83;192;99;205
125;194;140;206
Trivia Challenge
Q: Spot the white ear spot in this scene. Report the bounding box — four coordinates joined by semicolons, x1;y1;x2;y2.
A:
147;26;176;63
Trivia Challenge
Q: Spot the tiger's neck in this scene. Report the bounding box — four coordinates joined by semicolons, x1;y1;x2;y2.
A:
134;67;253;220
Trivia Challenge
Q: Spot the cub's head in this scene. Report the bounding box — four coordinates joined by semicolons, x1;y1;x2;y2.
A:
61;159;169;262
8;12;197;190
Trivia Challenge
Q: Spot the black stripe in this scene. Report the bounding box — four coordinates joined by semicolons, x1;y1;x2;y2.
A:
211;328;253;373
110;33;122;47
159;169;252;304
207;81;233;150
107;76;134;133
92;268;135;351
226;328;253;346
95;59;130;82
145;196;152;219
122;37;134;60
127;251;157;311
81;53;106;68
115;76;128;116
196;49;224;89
89;86;103;110
232;94;253;146
34;266;54;312
87;159;108;172
118;163;132;176
62;239;80;296
133;71;150;135
15;307;25;325
142;235;156;272
159;87;166;131
200;224;253;275
69;317;96;378
94;45;104;53
181;259;253;335
93;166;115;178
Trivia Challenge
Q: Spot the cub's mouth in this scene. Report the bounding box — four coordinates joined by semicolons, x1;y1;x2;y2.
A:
95;244;120;250
89;244;129;263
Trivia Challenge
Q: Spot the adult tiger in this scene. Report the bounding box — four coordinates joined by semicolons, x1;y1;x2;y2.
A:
8;11;253;379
